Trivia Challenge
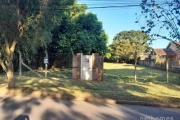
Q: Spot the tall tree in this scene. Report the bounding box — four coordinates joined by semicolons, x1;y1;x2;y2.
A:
50;10;108;57
110;40;133;62
136;0;180;43
48;4;88;69
73;12;108;54
0;0;74;88
111;30;149;82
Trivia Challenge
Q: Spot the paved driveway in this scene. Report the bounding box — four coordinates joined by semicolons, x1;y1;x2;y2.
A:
0;96;180;120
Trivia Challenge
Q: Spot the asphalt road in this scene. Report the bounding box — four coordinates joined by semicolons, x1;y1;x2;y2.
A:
0;96;180;120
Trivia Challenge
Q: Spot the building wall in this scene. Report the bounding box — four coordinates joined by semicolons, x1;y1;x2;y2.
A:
167;43;180;65
168;42;178;51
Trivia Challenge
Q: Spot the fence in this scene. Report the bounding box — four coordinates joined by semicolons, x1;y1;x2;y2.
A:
20;54;72;71
139;59;180;73
0;51;73;74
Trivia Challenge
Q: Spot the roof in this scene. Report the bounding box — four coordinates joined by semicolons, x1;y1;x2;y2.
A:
166;42;180;49
153;48;176;55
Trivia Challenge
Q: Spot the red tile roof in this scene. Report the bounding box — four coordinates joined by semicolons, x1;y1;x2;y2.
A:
153;49;176;55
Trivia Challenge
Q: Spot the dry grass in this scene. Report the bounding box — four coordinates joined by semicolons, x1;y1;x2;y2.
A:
0;63;180;105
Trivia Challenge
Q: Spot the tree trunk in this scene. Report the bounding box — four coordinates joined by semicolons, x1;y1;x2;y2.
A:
1;39;17;89
6;52;15;89
134;52;137;83
7;69;15;89
1;54;16;89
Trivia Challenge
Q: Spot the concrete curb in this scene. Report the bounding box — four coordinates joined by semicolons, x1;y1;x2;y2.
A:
116;100;180;109
1;94;180;109
83;98;180;109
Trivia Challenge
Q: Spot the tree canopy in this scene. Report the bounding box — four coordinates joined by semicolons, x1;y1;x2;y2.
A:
109;30;149;83
109;30;150;62
0;0;75;88
73;12;108;54
0;0;108;88
136;0;180;43
50;10;108;56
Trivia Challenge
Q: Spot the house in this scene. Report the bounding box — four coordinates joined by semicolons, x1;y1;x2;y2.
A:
166;42;180;66
166;42;180;51
139;53;149;60
151;48;176;66
139;41;180;67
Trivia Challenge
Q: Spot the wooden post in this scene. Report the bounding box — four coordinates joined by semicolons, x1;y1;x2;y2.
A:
166;55;169;84
45;64;47;77
18;51;22;76
44;50;48;78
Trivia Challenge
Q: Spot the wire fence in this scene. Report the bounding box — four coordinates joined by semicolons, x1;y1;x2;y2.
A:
0;53;73;74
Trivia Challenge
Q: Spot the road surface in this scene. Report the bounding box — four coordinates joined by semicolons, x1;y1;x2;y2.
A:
0;96;179;120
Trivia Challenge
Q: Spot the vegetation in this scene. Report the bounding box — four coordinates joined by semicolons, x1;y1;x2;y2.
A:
0;0;108;88
0;0;76;88
50;11;108;56
109;30;149;62
108;30;150;82
0;63;180;104
136;0;180;42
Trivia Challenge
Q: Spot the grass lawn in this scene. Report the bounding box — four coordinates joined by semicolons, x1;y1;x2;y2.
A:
0;62;180;105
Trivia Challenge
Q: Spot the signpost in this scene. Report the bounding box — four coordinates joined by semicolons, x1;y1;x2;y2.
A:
44;57;48;77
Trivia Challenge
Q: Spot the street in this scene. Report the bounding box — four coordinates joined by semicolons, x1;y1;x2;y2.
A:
0;96;180;120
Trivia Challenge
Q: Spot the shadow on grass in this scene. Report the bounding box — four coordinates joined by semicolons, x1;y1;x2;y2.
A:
1;63;180;105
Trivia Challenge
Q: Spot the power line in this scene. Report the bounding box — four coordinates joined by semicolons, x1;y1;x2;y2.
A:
2;1;178;11
87;5;141;9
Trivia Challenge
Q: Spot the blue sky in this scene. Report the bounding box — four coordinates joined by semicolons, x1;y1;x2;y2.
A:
77;0;170;48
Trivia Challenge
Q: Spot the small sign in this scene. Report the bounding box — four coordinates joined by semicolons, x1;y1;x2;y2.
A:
44;57;48;64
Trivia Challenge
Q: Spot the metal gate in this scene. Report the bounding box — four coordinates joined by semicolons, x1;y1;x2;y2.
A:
81;55;92;80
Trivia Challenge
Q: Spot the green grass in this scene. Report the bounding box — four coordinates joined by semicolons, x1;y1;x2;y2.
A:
0;63;180;104
104;63;180;84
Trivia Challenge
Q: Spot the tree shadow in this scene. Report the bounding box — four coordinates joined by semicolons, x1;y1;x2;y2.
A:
0;92;180;120
13;115;29;120
0;96;135;120
41;109;90;120
165;84;180;91
1;97;40;120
